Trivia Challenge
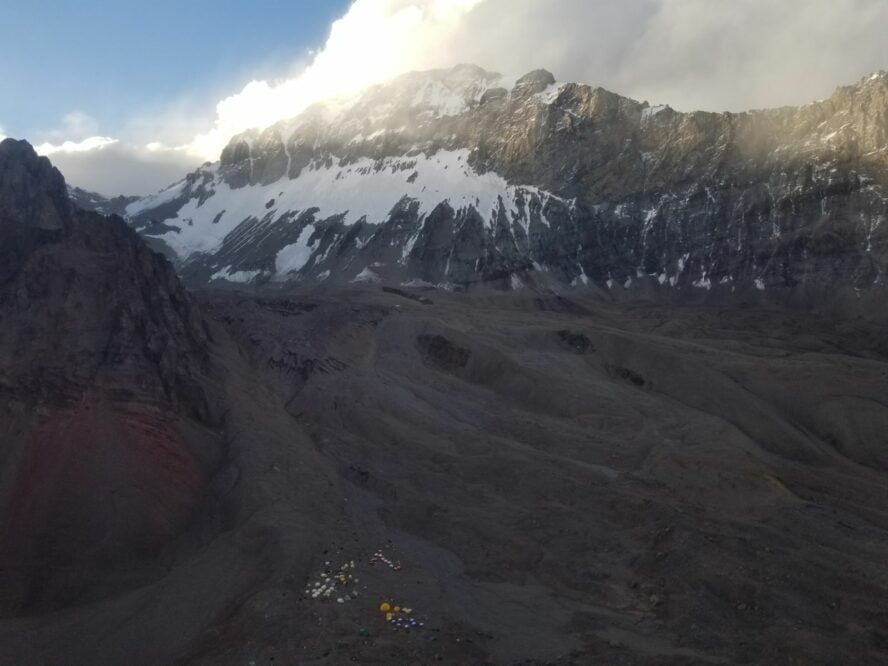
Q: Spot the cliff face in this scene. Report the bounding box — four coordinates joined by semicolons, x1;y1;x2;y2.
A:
127;66;888;309
0;139;223;613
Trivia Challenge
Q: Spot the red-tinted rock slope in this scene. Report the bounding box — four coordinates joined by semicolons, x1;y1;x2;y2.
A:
0;139;224;612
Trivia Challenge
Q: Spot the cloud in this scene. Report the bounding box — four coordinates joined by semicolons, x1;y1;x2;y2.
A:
58;111;101;140
557;0;888;112
45;141;198;196
25;109;204;195
179;0;888;162
35;136;118;156
183;0;486;160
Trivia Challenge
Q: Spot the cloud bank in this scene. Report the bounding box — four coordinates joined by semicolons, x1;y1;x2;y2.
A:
36;136;118;156
44;143;198;196
182;0;888;161
185;0;486;160
31;0;888;194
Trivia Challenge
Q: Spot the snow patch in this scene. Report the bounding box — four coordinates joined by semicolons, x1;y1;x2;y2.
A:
693;274;712;290
534;82;563;104
275;224;316;277
210;267;261;284
126;178;190;217
135;149;571;261
353;267;381;283
641;104;668;124
402;278;434;288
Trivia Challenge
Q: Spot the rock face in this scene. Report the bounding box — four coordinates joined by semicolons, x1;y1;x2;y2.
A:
126;66;888;308
0;139;72;285
0;139;222;613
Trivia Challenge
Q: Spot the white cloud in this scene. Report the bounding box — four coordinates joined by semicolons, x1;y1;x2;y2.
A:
183;0;486;160
32;111;120;157
35;136;118;156
179;0;888;161
46;141;198;196
58;111;100;140
27;111;201;195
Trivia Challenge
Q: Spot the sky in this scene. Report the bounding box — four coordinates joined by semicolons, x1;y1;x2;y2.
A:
0;1;350;137
2;0;887;196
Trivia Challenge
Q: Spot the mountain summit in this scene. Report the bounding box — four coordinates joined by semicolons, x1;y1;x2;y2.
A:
126;66;888;309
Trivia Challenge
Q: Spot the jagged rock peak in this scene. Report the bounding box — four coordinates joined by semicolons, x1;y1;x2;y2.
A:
851;70;888;88
0;138;71;231
513;69;556;95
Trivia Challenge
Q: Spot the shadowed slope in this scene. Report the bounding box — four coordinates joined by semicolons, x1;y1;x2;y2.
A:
0;139;224;612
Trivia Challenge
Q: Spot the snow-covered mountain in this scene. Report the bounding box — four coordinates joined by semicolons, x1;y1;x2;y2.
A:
126;65;888;303
68;185;138;218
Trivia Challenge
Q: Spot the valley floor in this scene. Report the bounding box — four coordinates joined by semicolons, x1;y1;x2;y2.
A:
4;287;888;665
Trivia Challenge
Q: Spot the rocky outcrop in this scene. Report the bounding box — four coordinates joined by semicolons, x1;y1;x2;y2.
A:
0;140;72;285
127;67;888;311
0;139;223;613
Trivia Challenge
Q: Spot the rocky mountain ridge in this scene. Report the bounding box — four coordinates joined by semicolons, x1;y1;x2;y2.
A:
126;66;888;311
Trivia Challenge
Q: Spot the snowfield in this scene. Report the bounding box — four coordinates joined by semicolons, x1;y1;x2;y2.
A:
127;149;572;260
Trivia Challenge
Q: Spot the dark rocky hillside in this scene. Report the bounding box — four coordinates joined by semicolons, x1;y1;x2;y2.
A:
3;125;888;664
0;139;222;613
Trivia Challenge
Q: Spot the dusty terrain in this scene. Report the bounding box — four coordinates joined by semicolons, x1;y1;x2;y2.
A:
3;283;888;665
